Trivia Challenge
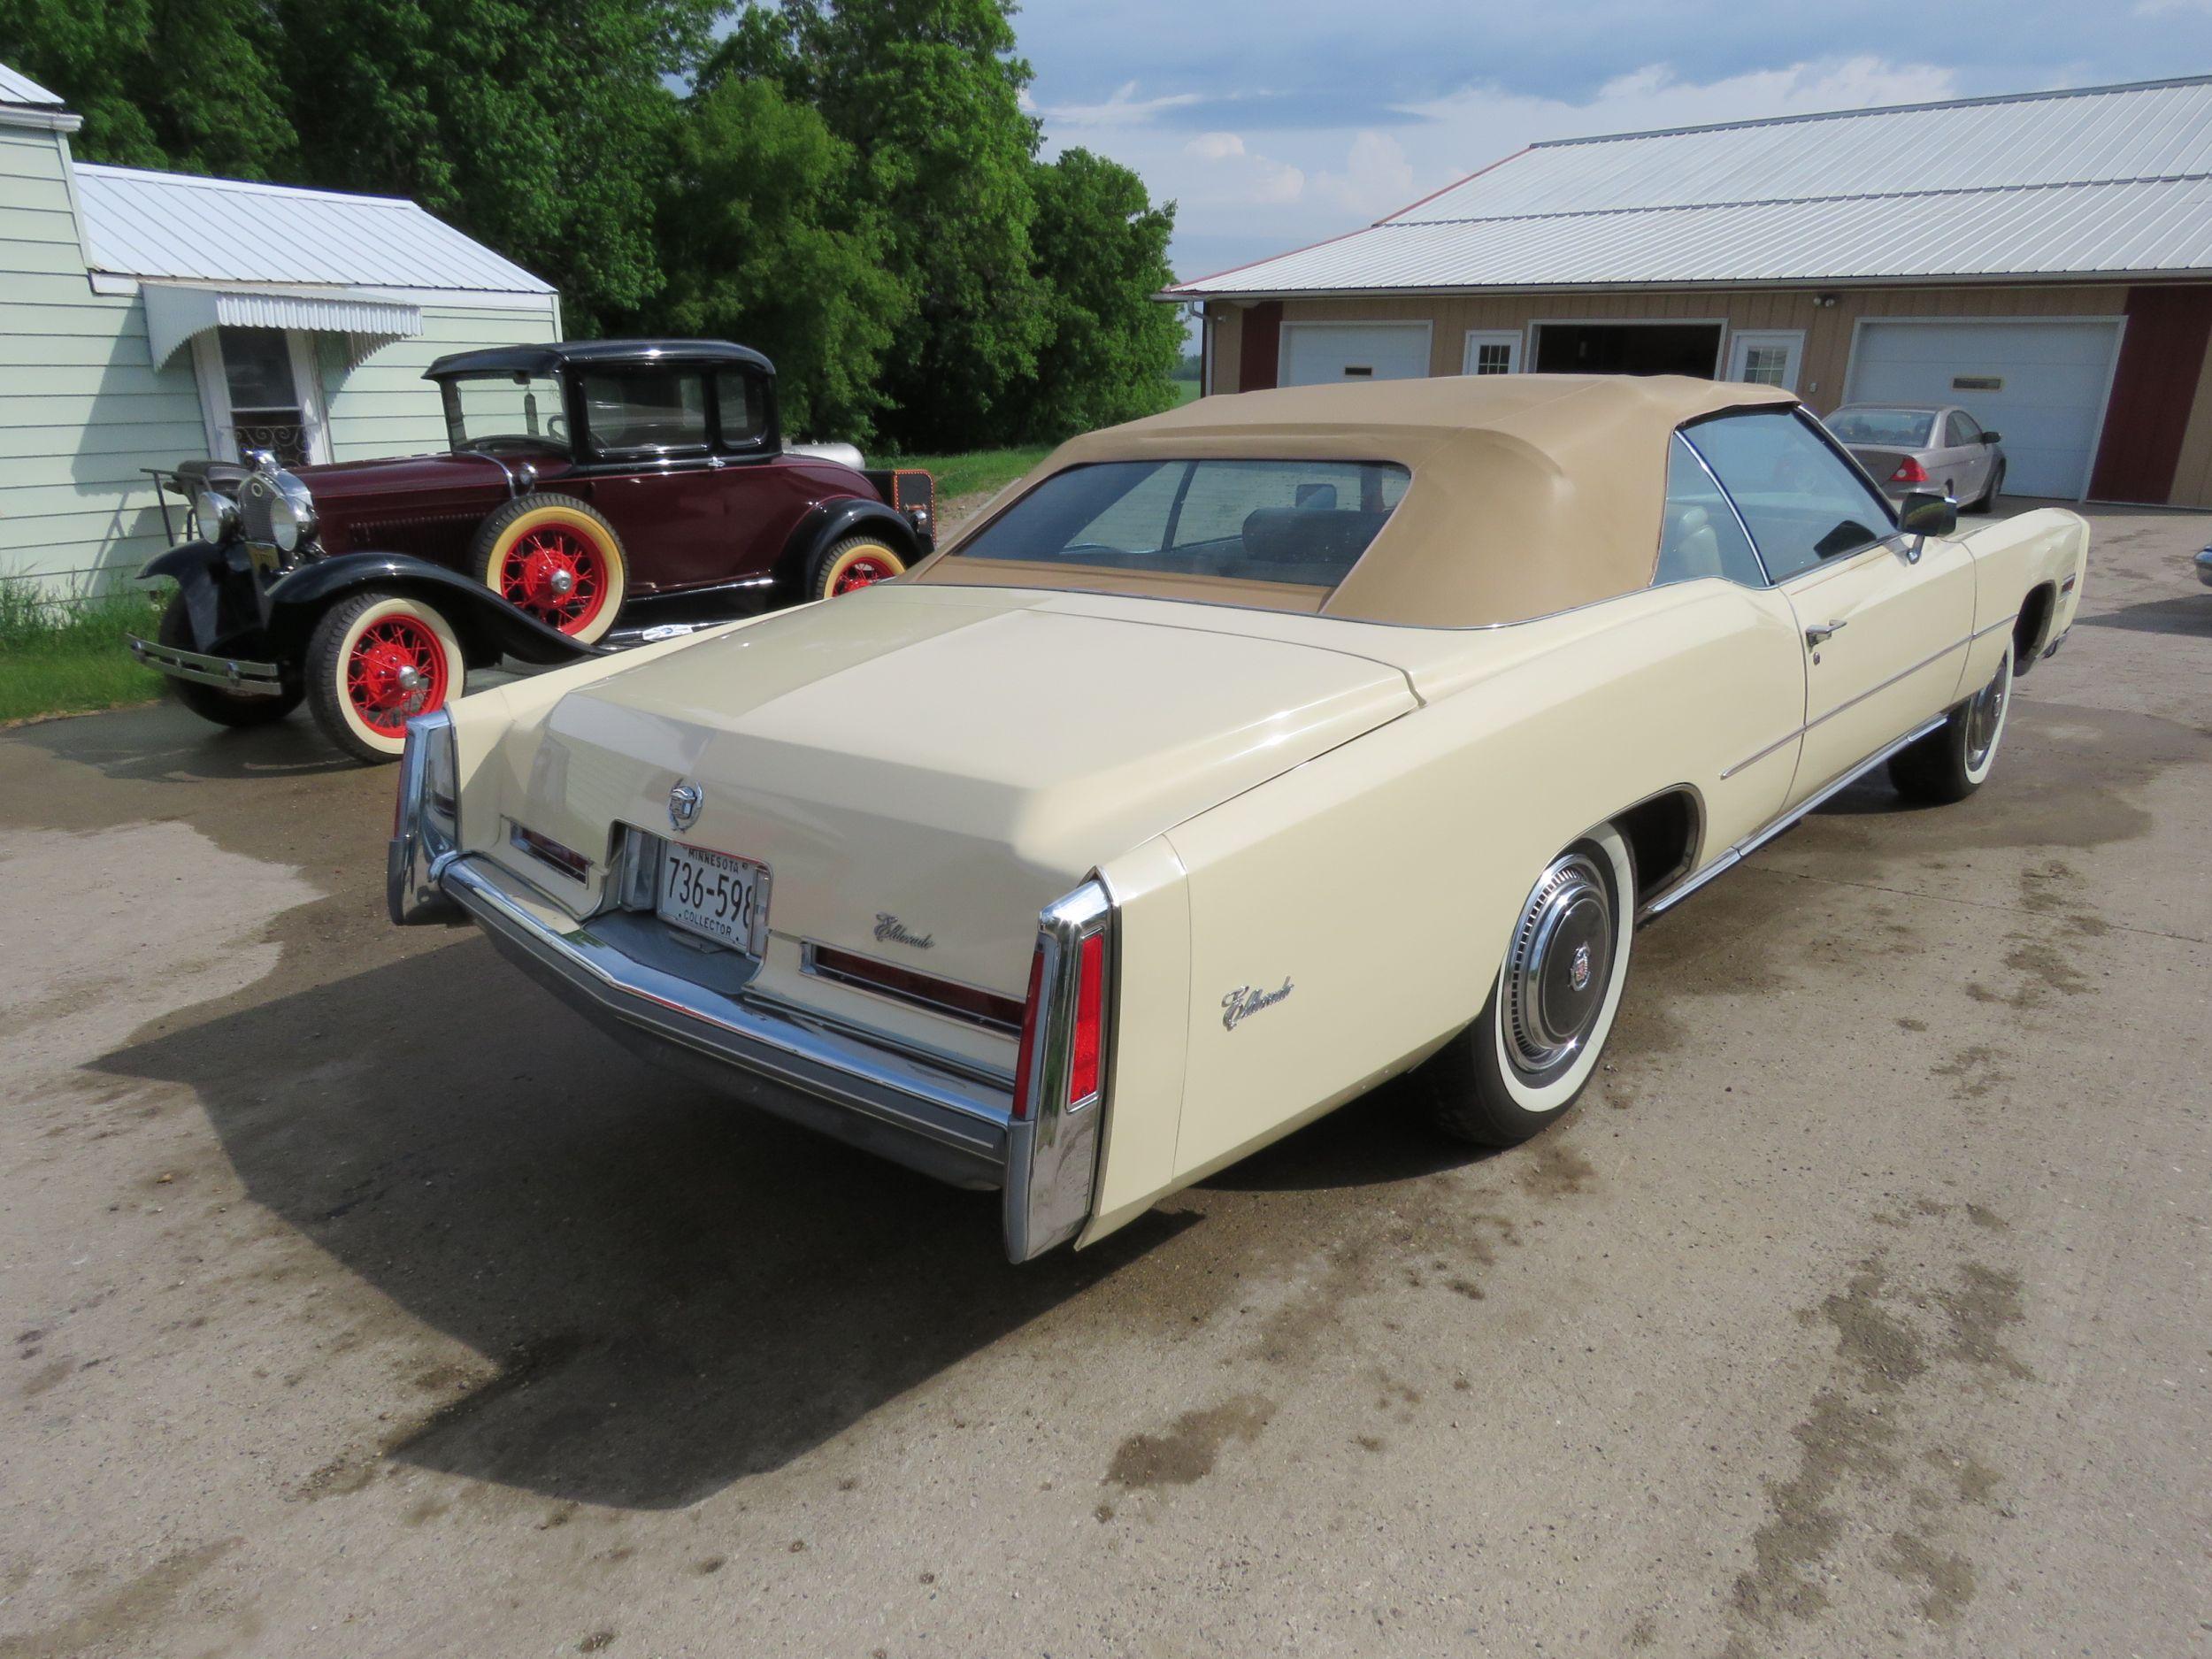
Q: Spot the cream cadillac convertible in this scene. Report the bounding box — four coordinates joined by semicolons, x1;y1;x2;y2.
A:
388;377;2086;1261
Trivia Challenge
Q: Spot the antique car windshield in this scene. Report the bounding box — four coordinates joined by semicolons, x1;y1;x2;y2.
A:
1827;407;1937;448
948;459;1411;591
438;372;570;455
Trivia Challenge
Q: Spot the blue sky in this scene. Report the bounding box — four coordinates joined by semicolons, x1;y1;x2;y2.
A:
1017;0;2212;286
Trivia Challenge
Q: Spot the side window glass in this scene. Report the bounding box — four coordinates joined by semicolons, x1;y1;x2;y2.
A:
1655;433;1765;588
1946;411;1978;447
580;369;709;454
716;370;767;448
1684;410;1893;581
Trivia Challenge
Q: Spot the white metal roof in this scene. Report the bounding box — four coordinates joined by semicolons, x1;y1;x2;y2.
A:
0;63;65;106
1170;75;2212;296
75;163;554;295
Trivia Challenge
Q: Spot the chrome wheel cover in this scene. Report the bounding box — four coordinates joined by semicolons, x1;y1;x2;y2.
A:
1503;850;1615;1076
1965;657;2009;770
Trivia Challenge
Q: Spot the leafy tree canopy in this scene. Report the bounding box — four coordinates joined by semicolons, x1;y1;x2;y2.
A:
3;0;1184;447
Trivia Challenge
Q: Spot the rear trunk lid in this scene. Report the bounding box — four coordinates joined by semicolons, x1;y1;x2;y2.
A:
501;585;1417;993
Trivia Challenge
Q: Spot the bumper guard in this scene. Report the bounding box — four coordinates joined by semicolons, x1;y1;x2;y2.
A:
126;632;284;697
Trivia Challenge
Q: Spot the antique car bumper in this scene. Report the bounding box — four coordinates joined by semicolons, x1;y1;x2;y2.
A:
124;632;286;695
388;712;1106;1261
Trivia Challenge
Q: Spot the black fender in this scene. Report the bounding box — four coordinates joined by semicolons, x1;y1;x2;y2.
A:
779;496;925;588
264;553;606;668
137;539;273;655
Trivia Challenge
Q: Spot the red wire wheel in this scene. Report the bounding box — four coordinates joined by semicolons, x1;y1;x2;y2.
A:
810;535;907;602
346;612;450;738
470;495;628;644
495;524;612;634
303;591;465;764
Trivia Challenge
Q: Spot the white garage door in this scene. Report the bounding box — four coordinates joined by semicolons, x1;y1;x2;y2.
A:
1279;322;1432;387
1843;319;2122;499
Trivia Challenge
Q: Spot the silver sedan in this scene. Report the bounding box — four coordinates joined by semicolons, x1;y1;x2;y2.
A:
1825;403;2007;513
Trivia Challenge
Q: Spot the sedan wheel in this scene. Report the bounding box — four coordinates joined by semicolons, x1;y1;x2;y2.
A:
1890;638;2013;804
1421;822;1636;1145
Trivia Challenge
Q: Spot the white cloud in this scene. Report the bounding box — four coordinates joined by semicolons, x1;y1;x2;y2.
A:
1314;130;1417;219
1033;55;1973;281
1041;80;1208;128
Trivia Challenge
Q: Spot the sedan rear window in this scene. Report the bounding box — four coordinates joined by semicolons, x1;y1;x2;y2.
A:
950;459;1410;590
1826;407;1937;448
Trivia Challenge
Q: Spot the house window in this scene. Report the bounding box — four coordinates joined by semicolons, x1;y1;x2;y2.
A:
191;326;330;465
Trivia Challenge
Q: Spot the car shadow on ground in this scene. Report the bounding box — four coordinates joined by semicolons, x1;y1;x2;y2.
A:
2074;593;2212;637
93;933;1194;1509
14;700;363;785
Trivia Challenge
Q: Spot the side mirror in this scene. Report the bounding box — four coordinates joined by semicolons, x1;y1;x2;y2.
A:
1898;488;1957;539
1979;430;2001;444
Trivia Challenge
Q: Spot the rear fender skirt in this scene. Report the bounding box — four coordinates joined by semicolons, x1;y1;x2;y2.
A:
780;497;923;587
265;553;607;668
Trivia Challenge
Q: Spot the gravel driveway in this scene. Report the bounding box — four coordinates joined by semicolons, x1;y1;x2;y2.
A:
2;502;2207;1658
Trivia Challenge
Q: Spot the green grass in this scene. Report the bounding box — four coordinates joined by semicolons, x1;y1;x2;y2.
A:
0;584;165;725
901;384;1201;498
895;444;1055;498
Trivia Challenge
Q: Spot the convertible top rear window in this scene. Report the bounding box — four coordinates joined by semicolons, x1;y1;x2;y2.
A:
949;459;1411;591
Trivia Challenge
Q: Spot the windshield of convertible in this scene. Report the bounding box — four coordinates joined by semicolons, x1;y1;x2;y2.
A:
438;371;570;455
949;459;1411;591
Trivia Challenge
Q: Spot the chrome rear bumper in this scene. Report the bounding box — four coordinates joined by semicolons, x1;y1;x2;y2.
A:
439;854;1017;1193
126;632;284;695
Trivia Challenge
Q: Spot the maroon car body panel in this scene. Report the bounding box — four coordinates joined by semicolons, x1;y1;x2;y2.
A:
233;342;926;605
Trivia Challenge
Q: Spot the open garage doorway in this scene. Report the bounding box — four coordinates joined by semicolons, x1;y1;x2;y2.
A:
1532;321;1723;377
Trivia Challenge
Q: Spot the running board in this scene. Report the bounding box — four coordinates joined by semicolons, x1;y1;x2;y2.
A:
1639;713;1947;923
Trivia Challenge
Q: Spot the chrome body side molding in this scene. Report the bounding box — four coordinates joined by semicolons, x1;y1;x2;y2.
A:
1719;615;2012;781
1640;713;1947;923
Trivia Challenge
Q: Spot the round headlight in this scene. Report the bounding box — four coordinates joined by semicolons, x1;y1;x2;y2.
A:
266;492;300;551
193;488;238;542
266;476;317;553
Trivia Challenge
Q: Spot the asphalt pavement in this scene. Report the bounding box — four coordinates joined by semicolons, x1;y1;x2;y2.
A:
1;500;2206;1658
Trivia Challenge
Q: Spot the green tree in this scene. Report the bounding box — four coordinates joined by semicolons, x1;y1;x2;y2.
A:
657;76;909;441
1014;147;1181;440
276;0;721;329
710;0;1049;448
0;0;296;177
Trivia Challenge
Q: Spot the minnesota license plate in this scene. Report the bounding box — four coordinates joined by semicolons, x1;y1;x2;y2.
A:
656;841;772;956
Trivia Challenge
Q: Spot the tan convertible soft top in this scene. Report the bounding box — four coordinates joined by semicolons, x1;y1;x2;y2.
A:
914;374;1799;627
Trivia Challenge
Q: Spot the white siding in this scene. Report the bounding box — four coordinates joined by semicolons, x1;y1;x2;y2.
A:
0;125;559;595
320;302;559;462
0;127;196;594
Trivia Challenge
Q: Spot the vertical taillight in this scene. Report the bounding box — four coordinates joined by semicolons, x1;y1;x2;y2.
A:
1007;903;1108;1124
1010;942;1048;1122
1069;931;1104;1107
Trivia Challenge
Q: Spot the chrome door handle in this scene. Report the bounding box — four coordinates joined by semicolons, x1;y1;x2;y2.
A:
1805;619;1848;647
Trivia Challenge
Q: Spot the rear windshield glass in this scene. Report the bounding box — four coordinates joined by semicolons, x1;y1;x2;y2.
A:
950;459;1411;590
1825;407;1936;448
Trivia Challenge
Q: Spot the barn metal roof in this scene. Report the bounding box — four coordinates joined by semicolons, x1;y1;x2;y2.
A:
74;163;554;295
1169;75;2212;297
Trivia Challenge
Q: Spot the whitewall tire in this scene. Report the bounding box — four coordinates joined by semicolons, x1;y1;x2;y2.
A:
304;591;465;764
1421;822;1636;1145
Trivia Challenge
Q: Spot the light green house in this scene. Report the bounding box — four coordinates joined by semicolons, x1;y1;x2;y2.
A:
0;61;562;598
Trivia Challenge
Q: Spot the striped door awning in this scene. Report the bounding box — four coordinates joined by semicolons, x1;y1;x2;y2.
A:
142;280;422;370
